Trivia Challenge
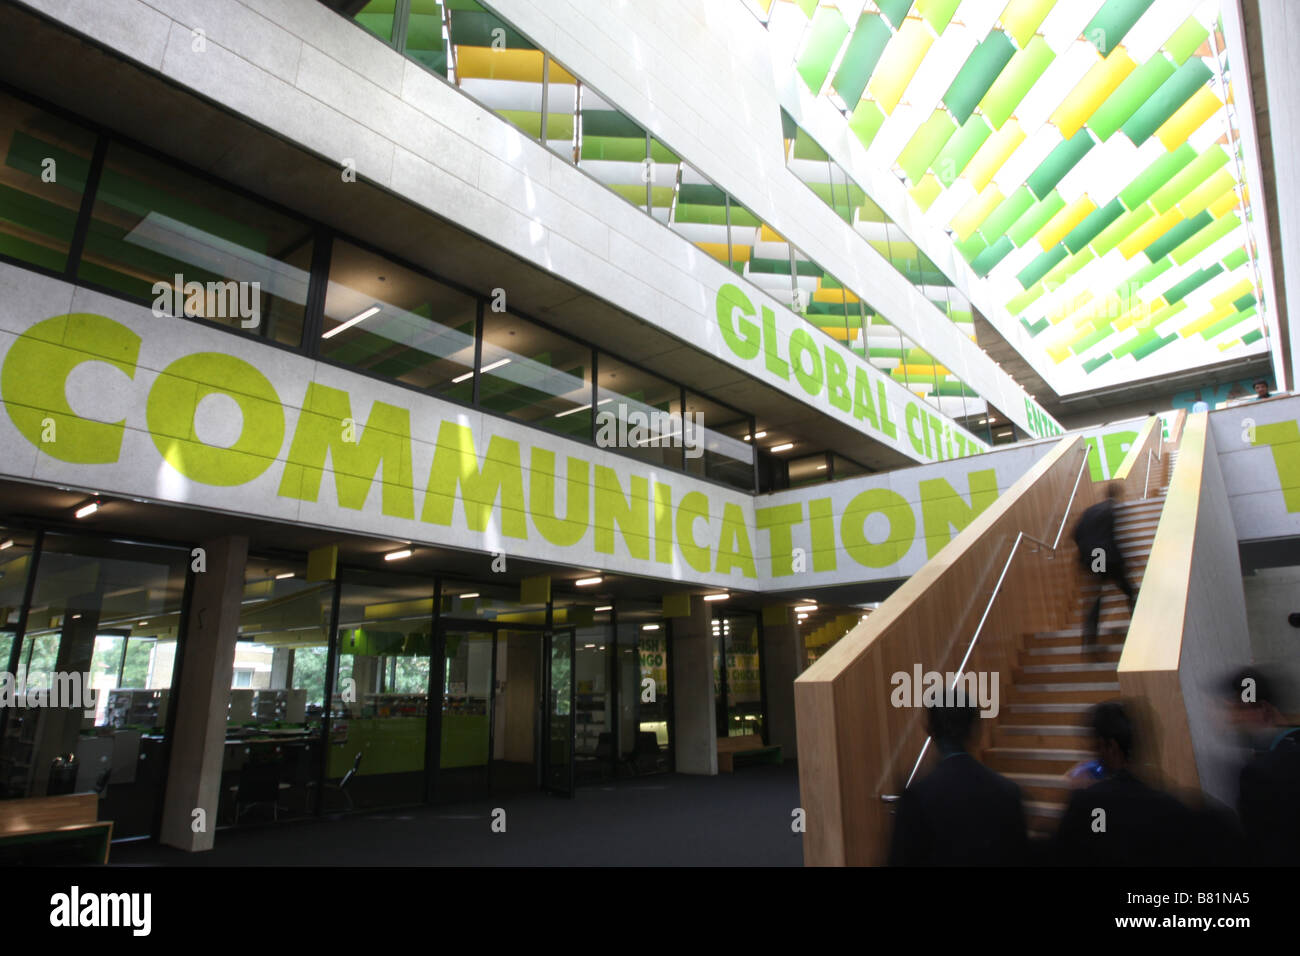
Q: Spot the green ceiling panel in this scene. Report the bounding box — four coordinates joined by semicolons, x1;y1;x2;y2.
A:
1200;307;1254;341
1129;257;1172;288
1017;244;1068;288
933;115;992;183
1169;212;1238;265
1072;322;1117;355
1133;332;1178;361
1083;353;1114;373
1091;205;1153;257
1162;263;1223;305
1242;329;1263;345
899;110;959;182
1007;282;1047;315
832;13;893;109
877;0;915;30
678;183;727;206
916;0;961;33
1063;197;1125;253
1008;190;1066;246
792;129;830;161
1166;17;1210;65
848;99;887;148
955;231;989;263
1233;291;1257;311
1002;0;1055;48
970;235;1015;276
980;37;1055;129
944;30;1017;125
1043;246;1094;286
1084;0;1157;57
1149;146;1228;213
1026;131;1094;200
1222;247;1249;270
979;186;1036;242
797;7;851;94
1120;143;1196;209
1119;57;1213;145
1143;210;1213;261
1022;316;1050;336
796;0;818;17
1087;55;1176;141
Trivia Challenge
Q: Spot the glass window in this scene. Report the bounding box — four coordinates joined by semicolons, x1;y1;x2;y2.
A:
479;310;592;438
328;568;434;810
353;0;397;43
670;164;731;268
715;613;763;739
543;57;580;159
439;627;492;800
683;392;755;491
0;534;188;840
595;355;683;470
404;0;449;75
616;608;669;772
0;90;97;274
78;142;313;346
830;454;869;480
578;91;649;211
321;239;478;401
439;578;548;624
218;556;332;825
788;453;830;488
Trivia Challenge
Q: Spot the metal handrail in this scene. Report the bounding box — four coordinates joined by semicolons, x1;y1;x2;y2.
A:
1141;419;1165;500
882;446;1092;801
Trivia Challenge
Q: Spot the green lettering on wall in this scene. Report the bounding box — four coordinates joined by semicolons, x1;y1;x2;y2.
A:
905;403;926;458
787;327;823;396
676;490;713;573
147;353;284;486
279;382;414;517
1;313;140;464
756;503;803;576
653;481;674;563
715;502;757;578
593;466;650;559
851;365;879;429
761;306;790;380
1253;420;1300;512
808;497;838;572
918;469;999;558
529;448;590;546
1102;430;1137;477
823;345;851;413
421;421;527;538
717;284;761;360
841;487;915;568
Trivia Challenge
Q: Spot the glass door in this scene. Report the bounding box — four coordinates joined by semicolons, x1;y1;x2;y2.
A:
438;625;495;803
542;629;574;796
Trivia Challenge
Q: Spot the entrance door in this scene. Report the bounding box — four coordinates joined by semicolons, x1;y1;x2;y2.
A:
490;628;543;793
438;625;495;802
542;629;575;796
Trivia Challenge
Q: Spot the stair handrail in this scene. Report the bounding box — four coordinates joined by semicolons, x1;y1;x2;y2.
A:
882;447;1093;799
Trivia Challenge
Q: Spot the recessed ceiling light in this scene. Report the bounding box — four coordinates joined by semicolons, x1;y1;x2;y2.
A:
703;593;729;601
459;592;480;599
770;442;793;453
275;572;295;580
0;539;12;550
641;624;659;631
322;304;380;339
816;464;827;470
75;500;100;519
575;576;602;587
384;548;412;561
795;604;817;612
594;605;612;612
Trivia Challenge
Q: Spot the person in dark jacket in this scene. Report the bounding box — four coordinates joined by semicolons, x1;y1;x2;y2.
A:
1053;701;1196;866
1220;667;1300;866
888;702;1029;866
1072;482;1136;649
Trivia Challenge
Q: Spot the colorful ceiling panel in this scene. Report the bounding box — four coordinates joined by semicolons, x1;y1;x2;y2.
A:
766;0;1270;394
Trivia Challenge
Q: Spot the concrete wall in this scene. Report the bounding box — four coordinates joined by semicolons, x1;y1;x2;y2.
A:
1242;566;1300;711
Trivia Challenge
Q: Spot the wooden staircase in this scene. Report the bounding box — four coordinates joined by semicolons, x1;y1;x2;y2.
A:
980;452;1178;838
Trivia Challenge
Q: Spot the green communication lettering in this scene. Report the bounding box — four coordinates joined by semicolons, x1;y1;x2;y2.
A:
841;487;915;568
279;382;414;517
593;466;650;559
787;327;823;396
529;448;590;546
676;491;713;573
717;283;761;360
823;344;851;413
422;421;527;538
715;502;757;578
755;502;803;576
147;353;284;486
918;469;999;557
1253;421;1300;512
1;313;140;464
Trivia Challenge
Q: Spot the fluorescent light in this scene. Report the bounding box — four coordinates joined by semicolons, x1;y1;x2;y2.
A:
275;572;295;580
138;621;149;626
384;548;412;561
459;592;479;599
584;643;596;649
75;501;99;519
642;624;659;631
795;604;817;612
451;369;474;384
322;305;380;339
770;442;793;453
555;398;611;419
481;358;510;374
594;605;612;612
575;576;602;587
703;593;729;602
816;464;827;470
0;539;12;550
797;614;808;621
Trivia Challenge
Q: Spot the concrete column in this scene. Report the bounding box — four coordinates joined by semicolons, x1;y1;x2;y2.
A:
670;596;716;774
761;607;802;760
270;647;293;688
160;536;248;851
